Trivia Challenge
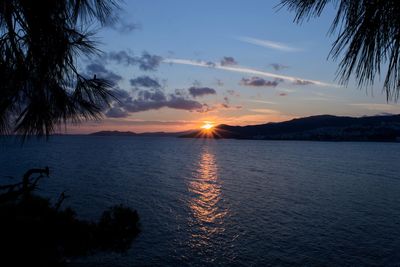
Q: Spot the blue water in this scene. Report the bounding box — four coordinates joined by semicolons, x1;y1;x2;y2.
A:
1;136;400;266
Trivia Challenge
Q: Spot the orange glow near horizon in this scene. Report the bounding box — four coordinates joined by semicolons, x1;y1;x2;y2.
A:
65;114;297;134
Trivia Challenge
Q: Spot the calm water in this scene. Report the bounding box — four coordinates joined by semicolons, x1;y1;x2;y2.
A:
1;136;400;266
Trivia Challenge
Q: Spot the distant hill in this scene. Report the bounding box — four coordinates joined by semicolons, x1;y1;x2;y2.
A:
89;130;196;137
181;114;400;141
89;131;137;136
137;130;196;137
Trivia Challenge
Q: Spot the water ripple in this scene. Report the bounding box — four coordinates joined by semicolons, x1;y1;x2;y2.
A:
2;137;400;266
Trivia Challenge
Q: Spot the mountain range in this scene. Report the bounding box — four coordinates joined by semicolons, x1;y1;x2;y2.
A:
181;114;400;141
89;130;194;137
89;114;400;142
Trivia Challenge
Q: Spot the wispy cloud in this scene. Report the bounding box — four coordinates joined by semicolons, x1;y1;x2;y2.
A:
163;58;336;87
241;77;280;87
220;56;238;66
248;108;280;114
237;36;300;52
293;79;314;86
245;99;277;105
270;63;289;71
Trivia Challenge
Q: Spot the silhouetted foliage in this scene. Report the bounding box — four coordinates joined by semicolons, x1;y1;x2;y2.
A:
0;0;121;137
0;168;140;266
0;2;141;265
279;0;400;100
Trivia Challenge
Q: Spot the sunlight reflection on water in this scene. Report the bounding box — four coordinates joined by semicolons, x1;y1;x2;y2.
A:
187;146;228;258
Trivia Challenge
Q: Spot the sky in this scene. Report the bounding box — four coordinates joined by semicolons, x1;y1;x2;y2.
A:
70;0;400;133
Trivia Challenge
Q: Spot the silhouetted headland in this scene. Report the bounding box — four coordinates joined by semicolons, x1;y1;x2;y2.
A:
181;114;400;141
89;130;196;137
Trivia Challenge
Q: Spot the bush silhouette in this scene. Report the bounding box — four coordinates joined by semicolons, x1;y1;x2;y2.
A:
0;168;140;266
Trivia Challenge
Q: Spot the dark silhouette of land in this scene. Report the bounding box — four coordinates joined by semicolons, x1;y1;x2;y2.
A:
181;114;400;141
89;130;196;137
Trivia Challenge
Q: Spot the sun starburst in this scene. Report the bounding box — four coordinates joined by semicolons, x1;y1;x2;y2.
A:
201;122;214;130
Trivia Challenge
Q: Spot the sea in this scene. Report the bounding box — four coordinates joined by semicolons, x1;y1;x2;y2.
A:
1;136;400;266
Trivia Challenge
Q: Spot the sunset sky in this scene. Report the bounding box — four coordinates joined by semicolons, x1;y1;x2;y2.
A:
70;0;400;133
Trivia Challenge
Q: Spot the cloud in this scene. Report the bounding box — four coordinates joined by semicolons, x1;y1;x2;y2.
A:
237;36;300;52
188;87;216;98
127;92;201;112
103;83;239;117
173;88;187;97
137;89;166;102
115;21;140;33
105;107;129;118
113;88;131;99
104;119;197;126
241;77;280;87
104;88;210;116
107;19;141;33
245;99;277;105
218;103;242;110
163;58;335;87
136;52;163;71
200;102;242;113
130;76;161;88
226;90;240;97
220;56;237;66
85;63;122;86
249;108;280;114
105;50;163;71
85;63;107;74
270;63;289;71
107;50;137;65
206;61;216;67
166;95;206;111
293;79;314;86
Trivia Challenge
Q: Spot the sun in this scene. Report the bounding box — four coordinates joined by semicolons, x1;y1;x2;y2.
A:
201;122;214;130
197;121;221;138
